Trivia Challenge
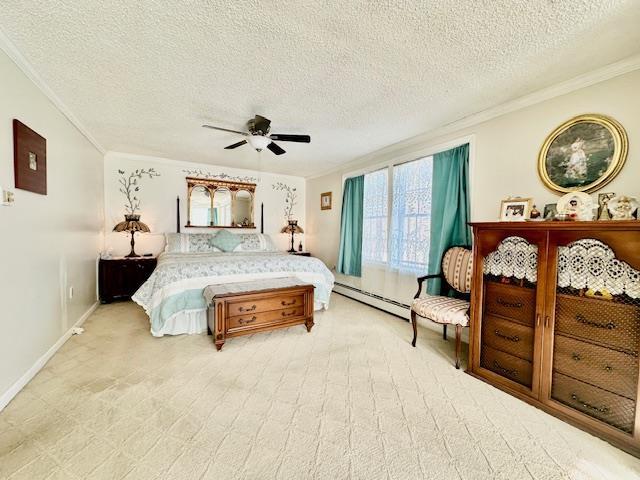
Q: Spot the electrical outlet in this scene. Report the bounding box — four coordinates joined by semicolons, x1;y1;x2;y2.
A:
69;286;74;299
1;188;15;206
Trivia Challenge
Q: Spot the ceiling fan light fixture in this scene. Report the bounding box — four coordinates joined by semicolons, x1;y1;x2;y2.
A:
247;135;271;152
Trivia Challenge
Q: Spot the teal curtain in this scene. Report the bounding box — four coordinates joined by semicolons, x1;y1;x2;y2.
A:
427;143;471;294
337;175;365;277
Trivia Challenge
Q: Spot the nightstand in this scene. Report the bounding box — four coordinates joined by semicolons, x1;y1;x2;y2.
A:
289;251;311;257
99;257;157;303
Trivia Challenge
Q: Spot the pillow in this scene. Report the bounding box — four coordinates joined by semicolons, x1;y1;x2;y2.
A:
209;229;242;252
165;233;189;253
165;233;221;253
235;233;278;252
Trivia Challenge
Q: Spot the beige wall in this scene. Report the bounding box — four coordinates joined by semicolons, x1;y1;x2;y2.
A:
103;152;306;256
306;69;640;274
0;49;104;405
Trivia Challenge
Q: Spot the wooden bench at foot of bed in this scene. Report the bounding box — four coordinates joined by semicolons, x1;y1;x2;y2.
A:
204;278;315;351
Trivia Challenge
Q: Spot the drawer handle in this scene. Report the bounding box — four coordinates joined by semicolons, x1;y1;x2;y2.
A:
570;393;610;415
604;365;613;372
281;299;297;306
239;304;257;312
238;316;257;325
281;310;297;317
497;298;523;309
494;329;520;342
572;353;581;361
575;314;615;330
493;361;517;378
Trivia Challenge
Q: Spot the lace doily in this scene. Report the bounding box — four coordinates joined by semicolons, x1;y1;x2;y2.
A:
483;236;538;283
558;239;640;299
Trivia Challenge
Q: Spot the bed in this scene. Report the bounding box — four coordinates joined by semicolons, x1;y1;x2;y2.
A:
132;233;335;337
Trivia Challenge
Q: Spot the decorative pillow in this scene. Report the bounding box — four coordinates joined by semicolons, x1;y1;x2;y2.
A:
235;233;278;252
165;233;189;253
209;229;242;252
165;233;221;253
189;233;222;253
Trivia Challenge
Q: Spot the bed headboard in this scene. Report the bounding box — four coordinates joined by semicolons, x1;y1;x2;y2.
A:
176;196;263;234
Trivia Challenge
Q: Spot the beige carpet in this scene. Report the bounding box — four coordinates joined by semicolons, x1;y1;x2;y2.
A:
1;294;640;480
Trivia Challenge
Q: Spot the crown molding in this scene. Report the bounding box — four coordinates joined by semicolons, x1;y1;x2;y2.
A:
0;27;106;155
306;53;640;180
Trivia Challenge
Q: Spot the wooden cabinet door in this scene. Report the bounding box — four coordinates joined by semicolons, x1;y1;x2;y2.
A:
540;229;640;446
469;227;549;399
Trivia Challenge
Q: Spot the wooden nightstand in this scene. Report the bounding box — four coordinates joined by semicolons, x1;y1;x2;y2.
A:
99;257;157;303
289;251;311;257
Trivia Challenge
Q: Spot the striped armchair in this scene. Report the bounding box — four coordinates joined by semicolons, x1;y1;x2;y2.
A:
410;246;473;369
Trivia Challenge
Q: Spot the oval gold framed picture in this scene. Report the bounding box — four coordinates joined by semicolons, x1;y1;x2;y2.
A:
537;114;628;194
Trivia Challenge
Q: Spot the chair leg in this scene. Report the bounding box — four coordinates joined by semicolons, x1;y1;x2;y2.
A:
410;310;417;347
443;324;447;340
455;324;462;369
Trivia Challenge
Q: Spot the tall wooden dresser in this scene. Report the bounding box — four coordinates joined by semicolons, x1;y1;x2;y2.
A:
468;221;640;456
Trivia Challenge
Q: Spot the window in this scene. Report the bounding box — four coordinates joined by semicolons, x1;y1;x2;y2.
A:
389;156;433;272
362;168;388;263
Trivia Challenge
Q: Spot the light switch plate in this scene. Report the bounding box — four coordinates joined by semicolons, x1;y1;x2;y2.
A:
1;187;15;206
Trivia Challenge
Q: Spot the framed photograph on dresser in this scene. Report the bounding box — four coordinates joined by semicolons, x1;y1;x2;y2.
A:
499;197;532;221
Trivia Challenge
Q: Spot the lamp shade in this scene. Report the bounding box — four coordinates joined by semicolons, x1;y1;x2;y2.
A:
280;220;304;234
113;214;150;233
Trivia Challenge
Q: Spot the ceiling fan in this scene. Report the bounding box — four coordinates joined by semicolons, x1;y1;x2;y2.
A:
202;114;311;155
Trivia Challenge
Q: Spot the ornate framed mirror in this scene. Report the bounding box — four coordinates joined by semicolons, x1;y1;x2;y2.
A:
186;177;256;228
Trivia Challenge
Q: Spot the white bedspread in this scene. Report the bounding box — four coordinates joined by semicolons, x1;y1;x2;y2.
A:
132;251;335;336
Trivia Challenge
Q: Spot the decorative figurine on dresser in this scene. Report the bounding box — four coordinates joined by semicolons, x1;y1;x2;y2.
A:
468;221;640;457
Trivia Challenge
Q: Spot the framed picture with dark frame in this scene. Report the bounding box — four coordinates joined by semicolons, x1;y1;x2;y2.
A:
320;191;332;210
13;119;47;195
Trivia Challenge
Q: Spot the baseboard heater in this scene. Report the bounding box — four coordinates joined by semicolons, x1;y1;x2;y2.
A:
332;282;411;320
332;282;470;343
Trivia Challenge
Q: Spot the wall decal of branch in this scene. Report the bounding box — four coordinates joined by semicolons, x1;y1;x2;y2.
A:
272;182;298;221
182;168;260;183
118;168;160;215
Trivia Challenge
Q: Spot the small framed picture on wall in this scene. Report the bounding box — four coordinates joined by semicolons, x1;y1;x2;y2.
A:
321;192;332;210
500;197;532;221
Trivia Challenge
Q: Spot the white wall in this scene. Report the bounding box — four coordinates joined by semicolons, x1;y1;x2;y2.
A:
104;152;306;256
0;49;104;403
306;68;640;307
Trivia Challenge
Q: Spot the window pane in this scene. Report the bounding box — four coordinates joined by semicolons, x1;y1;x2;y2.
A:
362;168;388;263
390;156;433;273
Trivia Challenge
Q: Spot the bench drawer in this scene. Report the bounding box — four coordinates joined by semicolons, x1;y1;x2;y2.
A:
227;306;305;331
227;294;305;317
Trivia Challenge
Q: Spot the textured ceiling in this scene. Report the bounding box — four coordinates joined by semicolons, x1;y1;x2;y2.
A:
1;1;640;176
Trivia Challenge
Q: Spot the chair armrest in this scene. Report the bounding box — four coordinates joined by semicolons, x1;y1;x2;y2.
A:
414;273;442;299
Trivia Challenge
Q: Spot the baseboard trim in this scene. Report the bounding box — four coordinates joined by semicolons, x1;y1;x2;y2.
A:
0;302;98;411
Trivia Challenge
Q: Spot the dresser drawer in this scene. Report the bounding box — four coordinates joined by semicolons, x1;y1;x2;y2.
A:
555;294;640;353
482;314;534;361
551;372;636;433
480;345;533;388
553;335;638;400
227;306;305;331
484;282;536;326
227;294;305;317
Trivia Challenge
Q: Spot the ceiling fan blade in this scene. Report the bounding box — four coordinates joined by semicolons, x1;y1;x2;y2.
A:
267;142;286;155
202;125;248;136
269;134;311;143
224;140;247;150
253;115;271;134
